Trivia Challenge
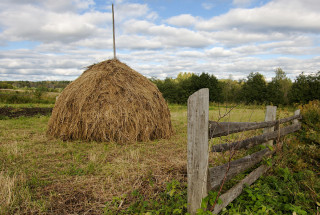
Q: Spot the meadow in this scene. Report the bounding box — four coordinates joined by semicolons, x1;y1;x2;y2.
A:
0;92;319;214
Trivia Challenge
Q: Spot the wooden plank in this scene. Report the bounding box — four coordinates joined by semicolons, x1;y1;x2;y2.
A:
208;149;274;191
212;164;270;214
209;114;301;138
211;123;301;152
112;4;116;59
293;109;301;124
187;88;209;215
263;106;277;146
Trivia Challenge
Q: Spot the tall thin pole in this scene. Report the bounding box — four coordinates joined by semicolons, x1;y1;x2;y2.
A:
112;3;116;59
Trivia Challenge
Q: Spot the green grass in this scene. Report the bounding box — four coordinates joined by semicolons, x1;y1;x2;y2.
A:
0;103;318;214
0;89;57;105
0;103;55;108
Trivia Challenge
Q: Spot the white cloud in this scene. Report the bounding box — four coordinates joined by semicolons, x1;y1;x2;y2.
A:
0;0;319;81
117;35;162;49
114;3;157;21
177;50;206;58
197;0;320;33
230;35;315;56
41;0;95;12
166;14;198;27
0;49;99;81
0;5;111;43
201;3;214;10
232;0;255;7
122;19;213;48
206;47;236;58
0;0;95;12
0;1;155;45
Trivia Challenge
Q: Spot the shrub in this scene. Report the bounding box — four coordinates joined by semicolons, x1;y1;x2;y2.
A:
104;180;188;214
0;83;13;89
299;100;320;145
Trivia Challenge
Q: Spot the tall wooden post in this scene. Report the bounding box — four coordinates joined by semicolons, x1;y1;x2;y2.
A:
187;88;209;215
263;106;277;146
293;109;300;124
112;4;116;59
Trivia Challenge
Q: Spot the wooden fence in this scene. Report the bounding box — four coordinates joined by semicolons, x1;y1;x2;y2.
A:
187;88;301;214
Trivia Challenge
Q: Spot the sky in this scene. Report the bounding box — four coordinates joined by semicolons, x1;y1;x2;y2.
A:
0;0;319;81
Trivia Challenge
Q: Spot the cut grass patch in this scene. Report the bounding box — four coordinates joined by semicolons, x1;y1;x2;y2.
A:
0;104;298;214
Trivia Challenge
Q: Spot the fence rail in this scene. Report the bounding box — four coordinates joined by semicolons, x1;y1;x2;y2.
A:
187;88;301;215
208;148;275;191
211;123;301;152
209;114;301;138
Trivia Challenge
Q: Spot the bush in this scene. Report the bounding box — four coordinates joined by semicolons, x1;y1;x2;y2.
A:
0;91;55;104
289;72;320;104
33;87;45;99
104;180;188;214
299;100;320;145
0;83;13;89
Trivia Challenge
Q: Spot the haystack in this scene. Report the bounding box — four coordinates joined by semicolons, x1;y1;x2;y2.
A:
47;59;173;143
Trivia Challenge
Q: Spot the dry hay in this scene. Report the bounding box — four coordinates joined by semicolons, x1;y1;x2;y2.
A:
47;59;173;143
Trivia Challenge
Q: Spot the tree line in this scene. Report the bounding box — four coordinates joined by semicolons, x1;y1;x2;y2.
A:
0;81;71;91
151;69;320;106
1;69;319;105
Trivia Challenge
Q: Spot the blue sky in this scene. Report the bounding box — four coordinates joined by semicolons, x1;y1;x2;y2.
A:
0;0;319;81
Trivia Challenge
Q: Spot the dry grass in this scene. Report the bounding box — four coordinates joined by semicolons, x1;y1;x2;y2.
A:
0;172;16;209
47;59;173;143
0;104;292;214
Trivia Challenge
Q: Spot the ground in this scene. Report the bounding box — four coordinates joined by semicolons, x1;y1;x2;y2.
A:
0;107;52;118
0;104;309;214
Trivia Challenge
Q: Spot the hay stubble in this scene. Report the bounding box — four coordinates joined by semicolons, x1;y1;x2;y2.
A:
0;105;290;214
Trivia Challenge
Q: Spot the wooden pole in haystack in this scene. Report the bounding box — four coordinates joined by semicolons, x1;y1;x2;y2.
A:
112;3;116;59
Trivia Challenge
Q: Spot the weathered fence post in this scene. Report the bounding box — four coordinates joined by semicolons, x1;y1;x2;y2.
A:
187;88;209;215
263;106;277;146
293;109;300;124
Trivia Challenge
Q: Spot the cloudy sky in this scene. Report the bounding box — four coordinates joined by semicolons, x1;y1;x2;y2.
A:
0;0;319;81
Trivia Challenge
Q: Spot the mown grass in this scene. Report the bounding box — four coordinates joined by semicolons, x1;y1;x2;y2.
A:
0;89;57;106
0;103;318;214
0;106;190;214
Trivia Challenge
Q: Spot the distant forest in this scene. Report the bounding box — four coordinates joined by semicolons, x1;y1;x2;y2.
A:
151;69;320;105
0;81;71;92
1;69;319;105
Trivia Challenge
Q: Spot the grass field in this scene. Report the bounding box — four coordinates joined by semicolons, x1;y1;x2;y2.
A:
0;89;57;105
0;103;318;214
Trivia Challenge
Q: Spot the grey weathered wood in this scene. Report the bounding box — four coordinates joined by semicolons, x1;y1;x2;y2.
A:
212;164;270;214
211;123;301;152
208;149;274;191
112;4;116;59
293;109;301;124
263;106;277;146
208;114;301;138
187;88;209;215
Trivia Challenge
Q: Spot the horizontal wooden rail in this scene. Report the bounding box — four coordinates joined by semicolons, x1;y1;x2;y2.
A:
211;123;300;152
209;114;301;138
212;164;271;214
208;148;274;190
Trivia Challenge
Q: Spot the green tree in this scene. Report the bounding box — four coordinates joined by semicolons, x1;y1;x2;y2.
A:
33;87;46;100
178;74;194;102
152;72;222;104
189;73;222;102
267;68;292;105
176;72;193;83
154;78;187;104
220;78;242;103
289;72;320;104
241;72;267;104
0;82;14;89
